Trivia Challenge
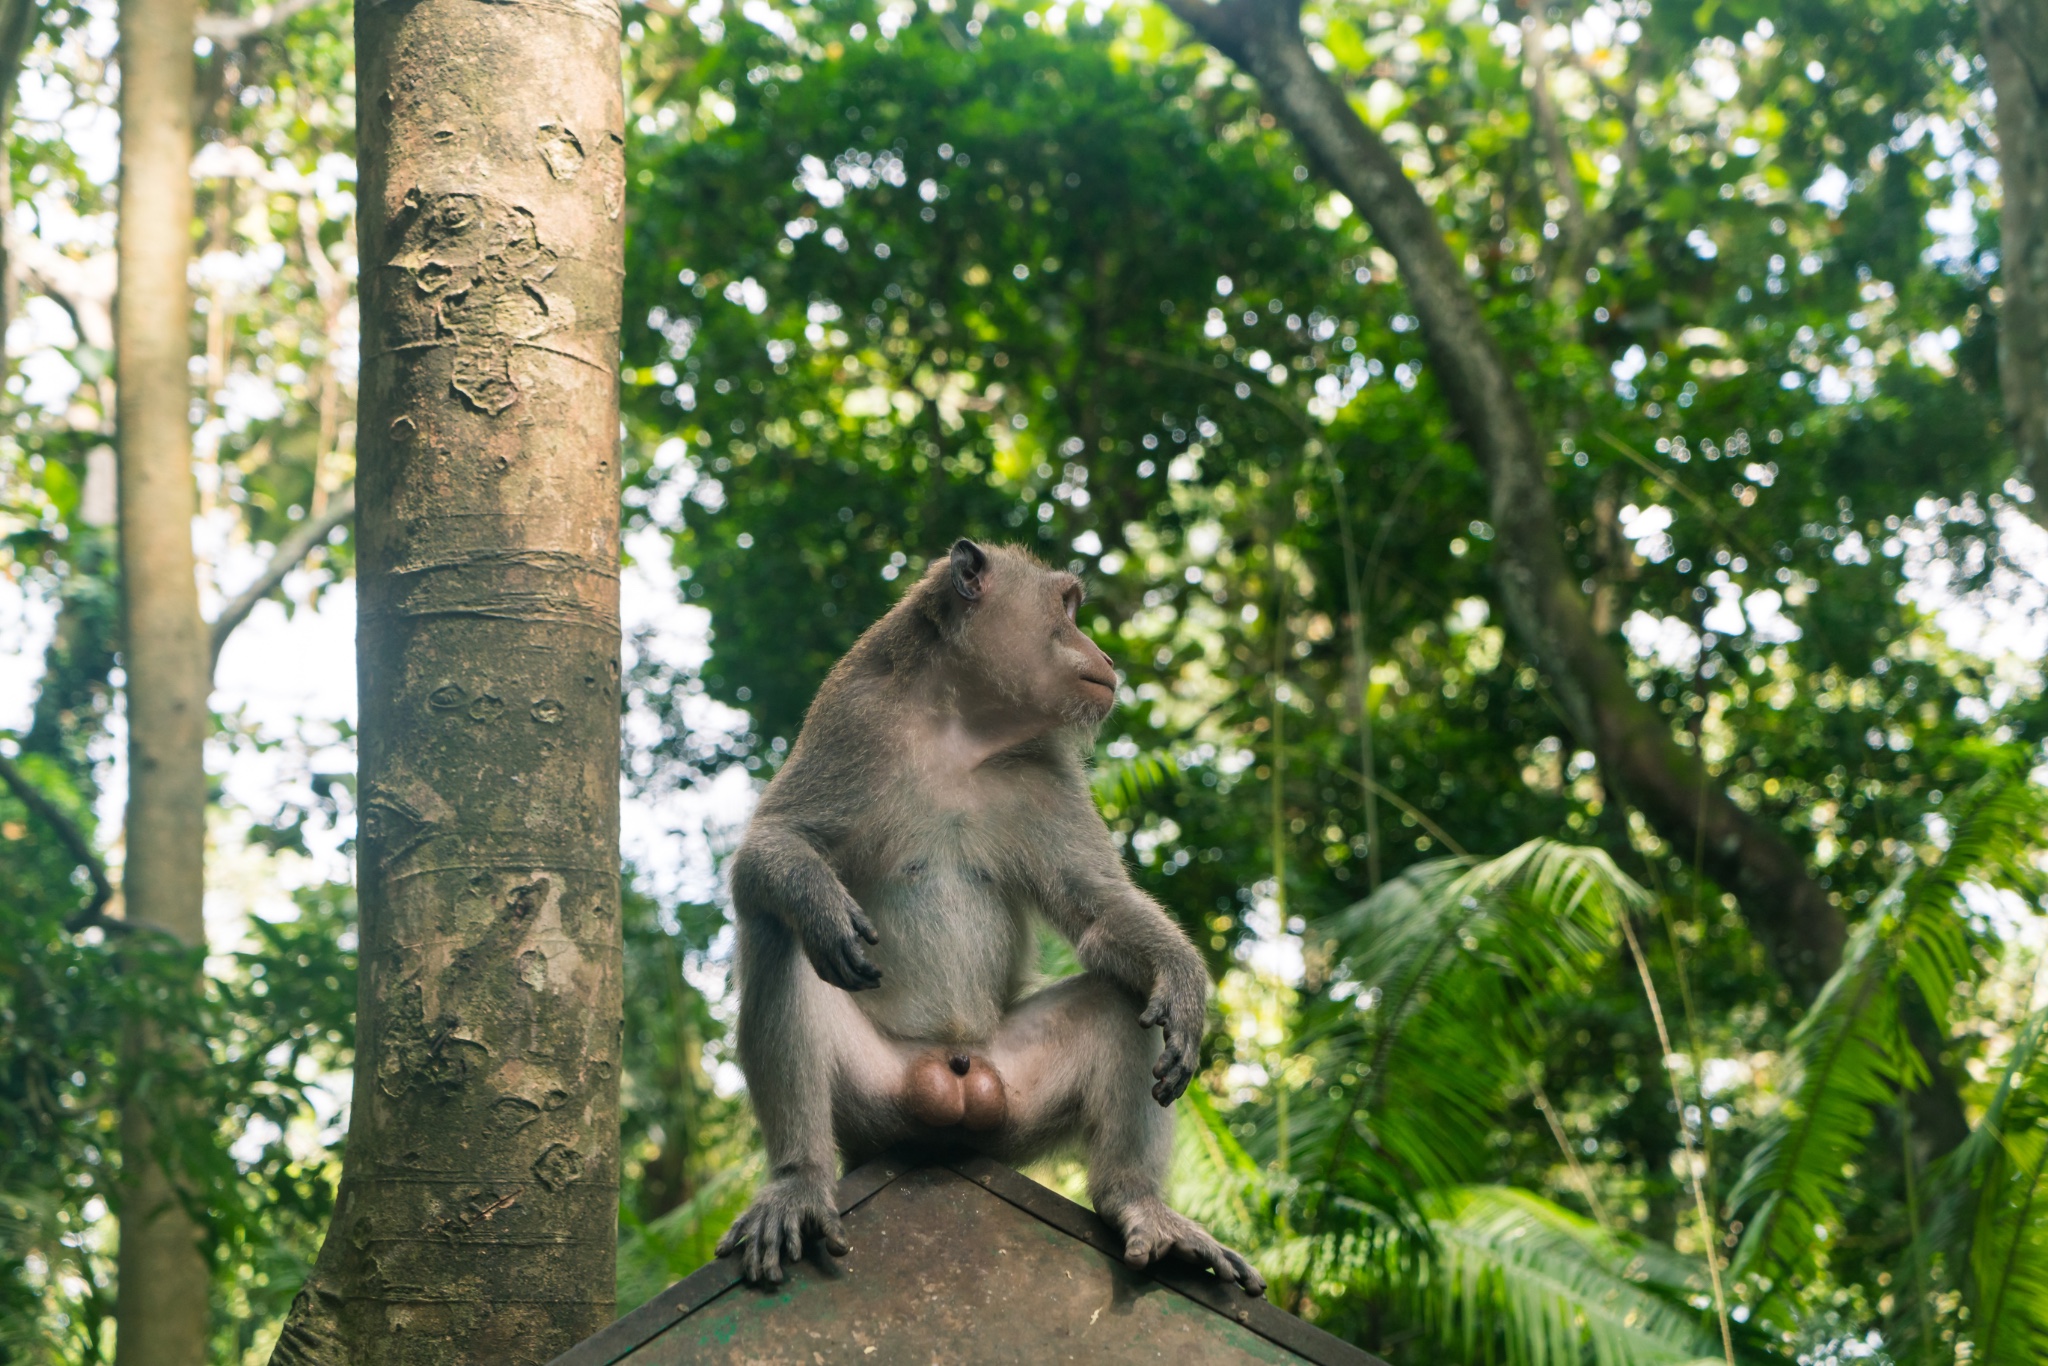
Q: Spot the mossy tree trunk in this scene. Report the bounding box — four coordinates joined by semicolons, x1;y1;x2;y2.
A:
268;0;626;1361
112;0;211;1362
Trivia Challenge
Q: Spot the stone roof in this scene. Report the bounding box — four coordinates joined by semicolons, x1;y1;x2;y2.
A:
549;1156;1386;1366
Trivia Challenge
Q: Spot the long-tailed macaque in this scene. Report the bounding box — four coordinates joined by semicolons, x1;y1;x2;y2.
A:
716;539;1265;1294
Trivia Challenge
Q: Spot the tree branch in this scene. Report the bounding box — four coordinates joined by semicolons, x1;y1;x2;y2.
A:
0;748;115;929
208;484;354;672
1519;3;1591;307
14;230;116;353
1160;0;1854;978
1161;0;1970;1151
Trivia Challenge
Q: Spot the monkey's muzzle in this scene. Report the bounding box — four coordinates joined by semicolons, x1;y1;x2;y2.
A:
905;1050;1008;1132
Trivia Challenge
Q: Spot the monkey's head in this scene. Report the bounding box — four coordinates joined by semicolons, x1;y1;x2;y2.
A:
931;538;1119;729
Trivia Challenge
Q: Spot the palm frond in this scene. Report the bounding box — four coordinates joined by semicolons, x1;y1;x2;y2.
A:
1388;1186;1724;1366
1970;1118;2048;1366
1726;907;1908;1286
1172;1084;1313;1284
1304;864;1516;1198
1911;1003;2048;1366
1175;1083;1266;1237
1290;840;1643;1207
1916;1005;2048;1270
1730;759;2046;1288
1175;1094;1725;1366
1091;747;1179;812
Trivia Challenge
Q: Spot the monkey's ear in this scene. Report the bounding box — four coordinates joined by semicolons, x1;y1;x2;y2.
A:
949;539;989;602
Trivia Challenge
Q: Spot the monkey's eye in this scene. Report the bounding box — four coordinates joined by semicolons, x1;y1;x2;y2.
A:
1062;589;1081;622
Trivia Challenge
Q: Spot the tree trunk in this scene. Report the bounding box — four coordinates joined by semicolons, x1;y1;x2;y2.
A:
0;0;44;355
1983;0;2048;517
111;0;212;1362
269;0;626;1359
1519;3;1590;313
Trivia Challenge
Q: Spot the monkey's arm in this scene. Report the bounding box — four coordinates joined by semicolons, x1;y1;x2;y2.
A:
730;819;881;992
1031;836;1209;1105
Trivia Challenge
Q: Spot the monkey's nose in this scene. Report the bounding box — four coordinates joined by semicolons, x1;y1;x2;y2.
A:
948;1054;971;1076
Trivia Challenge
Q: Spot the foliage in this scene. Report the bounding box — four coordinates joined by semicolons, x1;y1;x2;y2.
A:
3;0;2048;1360
1391;1185;1720;1366
0;0;366;1356
0;858;356;1363
1728;758;2047;1291
609;1;2048;1360
617;884;754;1251
616;1157;762;1313
1159;843;1745;1363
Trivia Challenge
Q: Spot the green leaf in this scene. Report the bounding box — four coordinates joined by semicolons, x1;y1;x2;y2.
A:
1292;840;1641;1203
1407;1186;1724;1366
1969;1105;2048;1366
1091;746;1179;812
1917;1005;2048;1366
616;1155;763;1312
1731;757;2046;1287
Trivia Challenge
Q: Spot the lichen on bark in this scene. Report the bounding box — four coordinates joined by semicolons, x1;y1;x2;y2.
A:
271;0;625;1361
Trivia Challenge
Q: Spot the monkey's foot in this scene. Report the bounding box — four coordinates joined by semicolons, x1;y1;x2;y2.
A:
716;1174;850;1285
1106;1195;1267;1296
904;1050;1008;1132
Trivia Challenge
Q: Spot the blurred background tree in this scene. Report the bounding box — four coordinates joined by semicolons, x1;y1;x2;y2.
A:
6;0;2048;1362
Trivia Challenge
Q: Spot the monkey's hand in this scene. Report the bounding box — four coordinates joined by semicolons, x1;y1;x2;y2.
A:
1137;964;1207;1105
797;898;882;992
716;1173;851;1286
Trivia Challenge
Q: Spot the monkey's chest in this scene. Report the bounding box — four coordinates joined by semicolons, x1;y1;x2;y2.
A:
849;855;1030;1045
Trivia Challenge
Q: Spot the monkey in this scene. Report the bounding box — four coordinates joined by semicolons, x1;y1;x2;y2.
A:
714;538;1266;1296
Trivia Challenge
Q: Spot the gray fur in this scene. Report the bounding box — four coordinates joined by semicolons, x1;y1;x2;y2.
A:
715;541;1264;1295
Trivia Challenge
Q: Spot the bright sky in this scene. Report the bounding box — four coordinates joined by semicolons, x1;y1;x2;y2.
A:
0;517;759;953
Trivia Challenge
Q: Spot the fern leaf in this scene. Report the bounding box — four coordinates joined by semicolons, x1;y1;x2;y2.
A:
1300;842;1641;1194
1971;1120;2048;1366
1917;1003;2048;1366
1727;910;1906;1284
1730;759;2046;1288
1398;1186;1723;1366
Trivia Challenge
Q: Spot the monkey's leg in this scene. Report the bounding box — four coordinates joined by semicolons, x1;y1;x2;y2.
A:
719;920;921;1283
987;973;1267;1296
720;922;862;1284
